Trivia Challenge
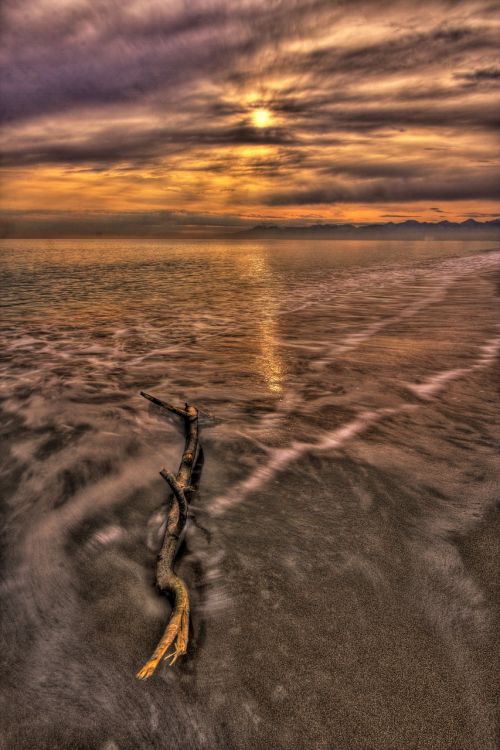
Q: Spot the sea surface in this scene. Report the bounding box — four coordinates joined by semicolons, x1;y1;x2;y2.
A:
1;239;499;750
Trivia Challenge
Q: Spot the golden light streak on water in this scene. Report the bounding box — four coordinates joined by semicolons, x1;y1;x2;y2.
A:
237;249;284;395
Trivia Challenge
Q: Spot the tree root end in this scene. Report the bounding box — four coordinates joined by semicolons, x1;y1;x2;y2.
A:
136;602;189;679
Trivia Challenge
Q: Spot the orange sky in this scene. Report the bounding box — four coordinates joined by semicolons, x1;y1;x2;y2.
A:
1;0;499;235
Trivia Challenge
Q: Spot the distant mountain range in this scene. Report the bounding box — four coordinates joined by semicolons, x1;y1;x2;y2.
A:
237;219;500;240
1;216;499;240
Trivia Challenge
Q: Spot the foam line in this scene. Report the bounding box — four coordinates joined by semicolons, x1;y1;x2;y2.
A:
209;328;500;517
208;406;409;516
410;332;500;399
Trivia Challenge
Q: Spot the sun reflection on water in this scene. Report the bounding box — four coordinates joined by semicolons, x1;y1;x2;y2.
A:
238;250;284;395
260;314;284;393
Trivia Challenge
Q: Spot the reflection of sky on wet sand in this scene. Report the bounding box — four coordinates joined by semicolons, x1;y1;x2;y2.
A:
1;239;499;750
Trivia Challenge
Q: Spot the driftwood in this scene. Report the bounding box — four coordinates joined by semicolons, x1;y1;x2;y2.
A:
136;390;200;679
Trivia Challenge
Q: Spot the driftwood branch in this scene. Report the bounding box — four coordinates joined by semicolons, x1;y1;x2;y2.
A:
136;390;200;680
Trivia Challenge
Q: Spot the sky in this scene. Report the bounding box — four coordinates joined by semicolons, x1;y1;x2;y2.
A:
1;0;499;236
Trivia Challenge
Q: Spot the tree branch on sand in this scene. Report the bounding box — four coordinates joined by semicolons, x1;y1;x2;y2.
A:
136;390;201;680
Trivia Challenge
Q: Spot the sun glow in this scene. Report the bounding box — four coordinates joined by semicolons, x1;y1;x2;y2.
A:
252;108;272;128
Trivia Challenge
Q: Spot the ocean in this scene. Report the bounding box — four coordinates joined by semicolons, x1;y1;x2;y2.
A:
1;238;499;749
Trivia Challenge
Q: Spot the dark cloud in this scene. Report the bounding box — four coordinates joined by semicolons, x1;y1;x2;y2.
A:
457;66;500;82
0;208;254;238
0;0;499;221
311;102;500;132
0;122;296;167
269;170;500;205
296;25;497;81
1;1;498;128
319;161;431;179
0;0;336;123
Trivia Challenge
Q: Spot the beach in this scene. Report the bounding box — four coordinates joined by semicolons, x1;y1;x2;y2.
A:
1;238;499;749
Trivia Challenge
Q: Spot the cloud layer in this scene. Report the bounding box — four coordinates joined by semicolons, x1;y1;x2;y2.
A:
1;0;499;230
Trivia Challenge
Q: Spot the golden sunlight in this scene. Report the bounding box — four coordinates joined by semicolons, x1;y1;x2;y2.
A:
252;108;272;128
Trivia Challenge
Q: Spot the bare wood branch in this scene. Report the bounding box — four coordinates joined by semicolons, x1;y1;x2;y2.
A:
136;393;200;680
159;469;188;534
140;390;188;418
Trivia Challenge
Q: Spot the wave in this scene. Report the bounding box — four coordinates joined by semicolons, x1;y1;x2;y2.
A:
209;325;500;517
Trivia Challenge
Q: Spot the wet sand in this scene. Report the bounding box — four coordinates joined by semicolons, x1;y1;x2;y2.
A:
0;239;499;749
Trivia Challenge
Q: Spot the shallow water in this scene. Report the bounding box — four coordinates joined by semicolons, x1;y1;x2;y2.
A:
1;239;499;749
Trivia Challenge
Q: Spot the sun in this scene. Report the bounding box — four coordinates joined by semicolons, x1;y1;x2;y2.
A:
252;108;272;128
